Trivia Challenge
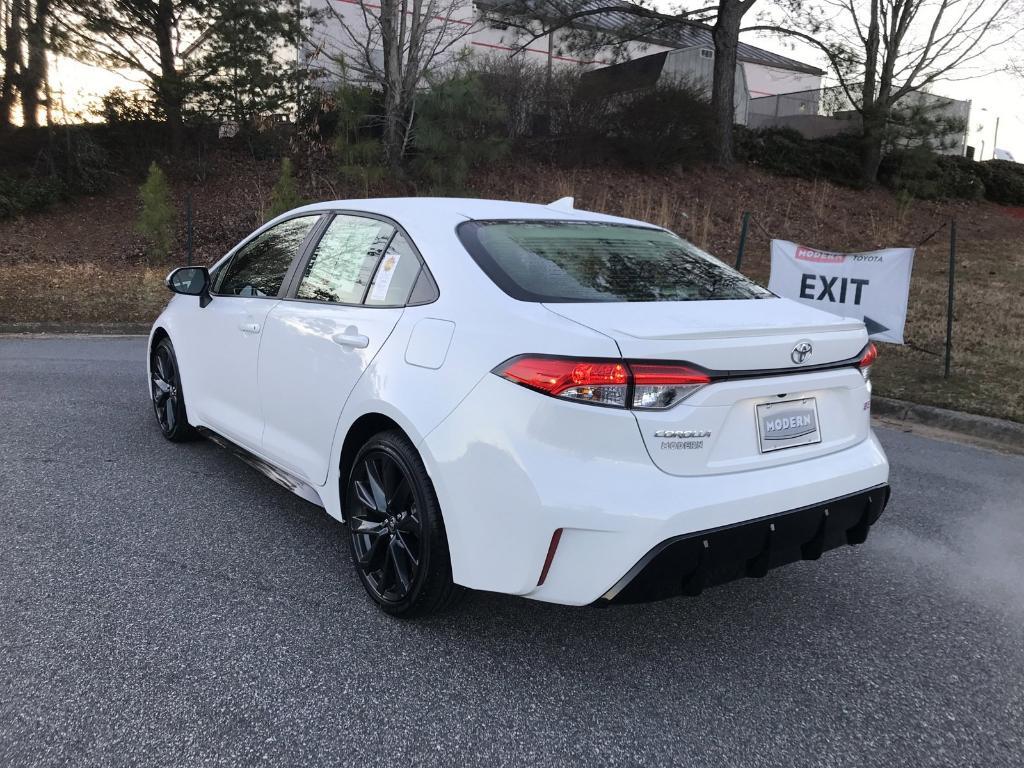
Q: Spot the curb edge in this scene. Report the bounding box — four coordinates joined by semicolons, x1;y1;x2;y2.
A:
873;396;1024;453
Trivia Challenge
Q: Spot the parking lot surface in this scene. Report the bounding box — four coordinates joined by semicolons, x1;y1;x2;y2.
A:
2;336;1023;767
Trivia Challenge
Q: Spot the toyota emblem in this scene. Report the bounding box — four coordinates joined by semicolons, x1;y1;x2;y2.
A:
791;340;813;365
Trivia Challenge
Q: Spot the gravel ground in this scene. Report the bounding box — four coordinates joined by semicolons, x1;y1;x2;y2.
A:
2;336;1022;767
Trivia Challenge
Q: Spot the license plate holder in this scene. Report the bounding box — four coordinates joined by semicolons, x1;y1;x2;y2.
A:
756;397;821;453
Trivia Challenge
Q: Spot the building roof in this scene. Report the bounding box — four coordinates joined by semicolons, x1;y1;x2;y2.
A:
578;51;670;95
477;0;824;76
736;44;823;76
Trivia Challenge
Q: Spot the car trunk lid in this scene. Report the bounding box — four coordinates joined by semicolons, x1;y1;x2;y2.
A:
543;298;872;476
543;297;865;370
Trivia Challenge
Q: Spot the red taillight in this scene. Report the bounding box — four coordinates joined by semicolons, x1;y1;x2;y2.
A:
858;342;878;384
498;357;628;394
859;342;878;368
494;356;710;409
629;364;711;386
495;356;630;407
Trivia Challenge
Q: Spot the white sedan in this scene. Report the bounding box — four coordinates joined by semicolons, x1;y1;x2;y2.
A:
150;197;890;617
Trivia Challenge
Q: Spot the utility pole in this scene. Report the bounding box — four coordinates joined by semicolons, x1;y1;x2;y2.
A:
992;116;1000;159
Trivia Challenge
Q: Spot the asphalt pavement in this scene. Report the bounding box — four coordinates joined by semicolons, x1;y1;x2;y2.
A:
2;335;1023;767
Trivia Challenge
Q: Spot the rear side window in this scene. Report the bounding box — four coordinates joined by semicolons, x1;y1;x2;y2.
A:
457;220;771;302
365;233;422;306
216;216;318;297
296;215;395;304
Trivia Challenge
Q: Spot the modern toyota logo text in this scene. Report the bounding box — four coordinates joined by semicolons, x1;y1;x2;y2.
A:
791;340;813;365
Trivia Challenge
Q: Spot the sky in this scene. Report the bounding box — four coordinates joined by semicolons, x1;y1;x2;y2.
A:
43;12;1024;161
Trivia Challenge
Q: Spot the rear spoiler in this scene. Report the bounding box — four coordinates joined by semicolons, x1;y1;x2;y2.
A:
667;343;875;382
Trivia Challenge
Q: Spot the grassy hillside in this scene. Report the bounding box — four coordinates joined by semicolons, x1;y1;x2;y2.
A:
1;156;1021;422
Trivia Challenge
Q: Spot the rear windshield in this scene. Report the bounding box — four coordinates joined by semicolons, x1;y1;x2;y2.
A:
457;220;771;303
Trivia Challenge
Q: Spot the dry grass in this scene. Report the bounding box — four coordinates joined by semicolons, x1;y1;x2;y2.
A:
1;157;1021;422
0;263;169;324
871;240;1024;423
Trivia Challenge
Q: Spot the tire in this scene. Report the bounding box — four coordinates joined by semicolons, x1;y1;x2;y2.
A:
150;337;197;443
344;429;463;618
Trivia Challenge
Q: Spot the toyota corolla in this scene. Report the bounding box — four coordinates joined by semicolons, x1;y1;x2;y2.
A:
149;197;890;617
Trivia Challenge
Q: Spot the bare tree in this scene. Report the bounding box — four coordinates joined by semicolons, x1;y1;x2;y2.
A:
710;0;756;165
481;0;755;165
1;0;24;129
749;0;1024;181
20;0;49;126
0;0;52;129
318;0;482;166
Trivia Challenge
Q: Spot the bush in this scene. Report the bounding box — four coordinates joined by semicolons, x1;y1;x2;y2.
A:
603;83;714;169
735;126;1021;203
937;156;986;200
268;157;303;217
468;58;712;169
98;87;163;124
0;126;113;220
56;130;113;196
136;162;176;260
0;174;65;219
474;56;585;140
734;126;1024;204
734;126;862;187
878;149;985;201
975;160;1024;205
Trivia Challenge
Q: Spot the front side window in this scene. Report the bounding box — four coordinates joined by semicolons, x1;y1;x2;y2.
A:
216;216;318;297
296;215;395;304
457;220;772;303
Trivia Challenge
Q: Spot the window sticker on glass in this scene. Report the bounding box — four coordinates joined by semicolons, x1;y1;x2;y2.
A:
369;252;401;303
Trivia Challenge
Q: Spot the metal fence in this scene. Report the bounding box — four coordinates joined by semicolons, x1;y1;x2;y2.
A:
747;84;969;154
748;85;857;120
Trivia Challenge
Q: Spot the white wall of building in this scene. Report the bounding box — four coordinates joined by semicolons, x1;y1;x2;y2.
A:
660;48;749;123
303;0;818;112
302;0;623;80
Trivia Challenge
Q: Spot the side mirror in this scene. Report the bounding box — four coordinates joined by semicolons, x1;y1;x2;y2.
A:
166;266;212;307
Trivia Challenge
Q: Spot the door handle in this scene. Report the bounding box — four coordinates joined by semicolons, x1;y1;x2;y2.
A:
332;332;369;349
239;322;261;334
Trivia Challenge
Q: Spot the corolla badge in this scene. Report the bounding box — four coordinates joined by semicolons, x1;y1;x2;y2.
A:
791;340;813;365
654;430;712;439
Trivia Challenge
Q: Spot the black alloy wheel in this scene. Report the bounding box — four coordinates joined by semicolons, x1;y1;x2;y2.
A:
345;430;461;617
150;338;196;442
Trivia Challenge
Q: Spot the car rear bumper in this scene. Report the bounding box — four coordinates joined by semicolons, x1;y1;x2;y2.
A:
599;484;890;604
422;375;891;606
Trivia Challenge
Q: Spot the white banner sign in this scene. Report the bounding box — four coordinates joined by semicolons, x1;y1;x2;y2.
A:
768;240;915;344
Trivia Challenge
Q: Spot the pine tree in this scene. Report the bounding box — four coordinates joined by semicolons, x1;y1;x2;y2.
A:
189;0;309;125
268;158;302;217
136;162;176;261
332;84;386;194
412;74;509;193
